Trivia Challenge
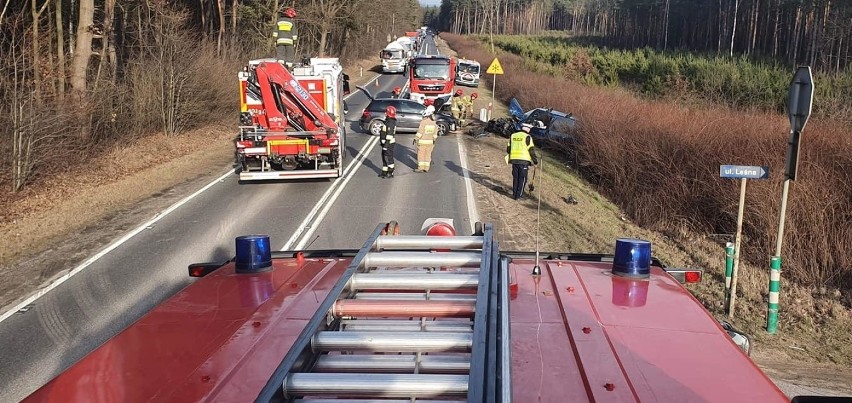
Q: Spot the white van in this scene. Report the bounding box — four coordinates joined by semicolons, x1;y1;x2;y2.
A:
455;59;480;87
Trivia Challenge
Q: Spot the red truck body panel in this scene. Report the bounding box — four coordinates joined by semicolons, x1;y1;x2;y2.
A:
25;254;788;402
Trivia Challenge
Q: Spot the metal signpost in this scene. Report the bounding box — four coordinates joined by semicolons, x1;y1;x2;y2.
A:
485;58;503;121
768;66;814;334
720;165;770;318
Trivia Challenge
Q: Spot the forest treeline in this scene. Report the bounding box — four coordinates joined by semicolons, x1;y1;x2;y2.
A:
444;32;852;291
488;34;852;123
429;0;852;72
0;0;420;193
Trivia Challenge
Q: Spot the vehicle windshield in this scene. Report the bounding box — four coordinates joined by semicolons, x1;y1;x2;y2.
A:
414;63;450;79
458;63;479;74
382;50;404;59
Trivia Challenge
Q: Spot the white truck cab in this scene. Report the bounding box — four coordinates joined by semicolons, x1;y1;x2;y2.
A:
455;58;481;87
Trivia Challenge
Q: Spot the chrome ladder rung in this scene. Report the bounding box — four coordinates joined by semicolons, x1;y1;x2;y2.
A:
311;331;472;352
283;373;469;398
354;292;477;302
364;251;482;268
375;235;484;250
313;354;471;373
350;273;479;290
340;319;473;333
333;299;475;318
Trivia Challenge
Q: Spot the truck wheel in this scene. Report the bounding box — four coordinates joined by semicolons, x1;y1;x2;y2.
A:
368;119;385;136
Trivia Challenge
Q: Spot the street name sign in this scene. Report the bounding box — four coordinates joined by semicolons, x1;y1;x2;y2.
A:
720;165;769;179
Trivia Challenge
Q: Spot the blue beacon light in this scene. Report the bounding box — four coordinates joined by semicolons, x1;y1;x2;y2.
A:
612;238;651;278
235;235;272;273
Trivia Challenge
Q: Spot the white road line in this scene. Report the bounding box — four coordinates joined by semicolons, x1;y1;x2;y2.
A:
281;135;379;250
0;168;234;324
457;135;480;234
294;137;380;249
0;70;384;323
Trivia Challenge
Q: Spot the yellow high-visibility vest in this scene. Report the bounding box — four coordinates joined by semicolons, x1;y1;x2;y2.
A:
508;132;533;162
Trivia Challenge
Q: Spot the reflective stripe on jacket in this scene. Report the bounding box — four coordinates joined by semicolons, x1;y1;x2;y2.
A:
508;131;533;162
451;96;463;111
416;119;438;144
275;19;297;44
381;119;397;144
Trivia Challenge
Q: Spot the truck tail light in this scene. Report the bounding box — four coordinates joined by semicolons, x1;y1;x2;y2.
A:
188;262;227;278
684;271;702;283
666;268;704;284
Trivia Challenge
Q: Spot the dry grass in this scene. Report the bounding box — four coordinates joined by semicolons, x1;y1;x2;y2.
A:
444;34;852;294
440;34;852;370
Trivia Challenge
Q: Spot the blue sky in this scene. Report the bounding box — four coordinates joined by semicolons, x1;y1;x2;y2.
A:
419;0;441;6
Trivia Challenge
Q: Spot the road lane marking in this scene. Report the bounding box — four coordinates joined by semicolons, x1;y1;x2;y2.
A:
0;70;383;324
0;168;234;324
293;136;380;250
281;135;379;250
457;135;480;234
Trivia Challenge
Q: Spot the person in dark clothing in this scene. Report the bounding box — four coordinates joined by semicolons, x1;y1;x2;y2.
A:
274;8;298;63
379;106;398;178
506;123;539;200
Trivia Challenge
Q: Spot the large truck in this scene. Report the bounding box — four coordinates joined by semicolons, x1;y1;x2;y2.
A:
380;41;409;73
408;55;457;105
24;219;797;402
235;58;347;181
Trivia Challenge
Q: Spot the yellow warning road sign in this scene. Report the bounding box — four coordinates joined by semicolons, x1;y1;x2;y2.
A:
486;58;504;75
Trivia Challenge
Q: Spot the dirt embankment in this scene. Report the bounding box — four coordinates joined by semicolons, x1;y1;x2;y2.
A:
0;63;380;314
434;36;852;397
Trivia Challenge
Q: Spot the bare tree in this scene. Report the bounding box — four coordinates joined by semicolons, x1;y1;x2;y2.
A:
54;0;66;100
70;0;93;101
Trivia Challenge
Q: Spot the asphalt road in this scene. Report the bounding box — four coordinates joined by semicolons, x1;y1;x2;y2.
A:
0;37;475;402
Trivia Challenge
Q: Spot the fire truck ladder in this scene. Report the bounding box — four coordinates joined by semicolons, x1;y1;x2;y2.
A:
256;222;511;403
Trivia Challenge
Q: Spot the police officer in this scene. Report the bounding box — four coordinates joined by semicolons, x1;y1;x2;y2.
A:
379;106;398;178
274;8;298;63
507;123;539;200
414;105;439;172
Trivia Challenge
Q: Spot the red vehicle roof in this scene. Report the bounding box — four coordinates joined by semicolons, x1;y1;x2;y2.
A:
25;254;788;402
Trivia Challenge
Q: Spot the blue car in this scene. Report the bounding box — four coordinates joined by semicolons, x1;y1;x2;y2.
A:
507;98;578;142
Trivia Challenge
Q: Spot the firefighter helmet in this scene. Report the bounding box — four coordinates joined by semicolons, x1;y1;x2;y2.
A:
386;106;397;119
393;86;401;94
284;8;297;18
471;93;478;100
423;99;433;106
455;89;463;96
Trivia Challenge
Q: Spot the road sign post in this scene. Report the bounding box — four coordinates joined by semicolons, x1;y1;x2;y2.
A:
485;58;503;121
769;66;814;334
719;165;769;318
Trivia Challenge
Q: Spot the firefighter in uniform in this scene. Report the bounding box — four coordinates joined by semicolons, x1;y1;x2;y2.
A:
450;89;464;124
507;123;538;200
379;106;397;178
414;105;439;172
273;8;298;63
392;87;402;99
459;92;477;126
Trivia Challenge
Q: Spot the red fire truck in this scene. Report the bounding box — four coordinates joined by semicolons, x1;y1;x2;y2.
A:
408;55;457;105
236;58;347;181
24;220;793;402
